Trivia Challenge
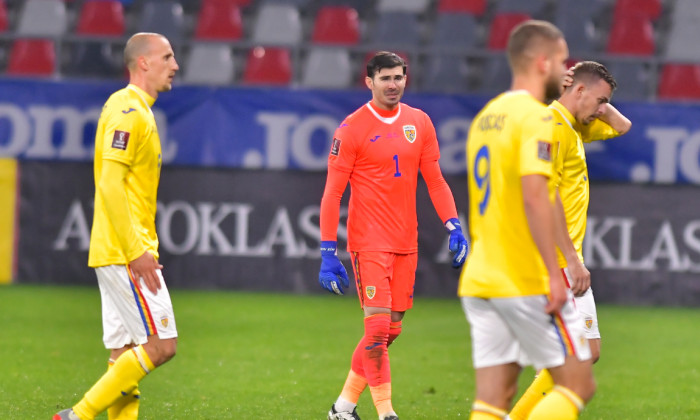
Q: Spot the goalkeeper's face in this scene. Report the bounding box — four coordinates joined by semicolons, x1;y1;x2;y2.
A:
366;66;406;111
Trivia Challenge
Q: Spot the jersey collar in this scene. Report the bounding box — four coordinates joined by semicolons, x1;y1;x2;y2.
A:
366;101;401;124
127;84;156;108
549;100;576;130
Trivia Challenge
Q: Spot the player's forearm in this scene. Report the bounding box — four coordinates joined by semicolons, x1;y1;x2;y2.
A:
522;175;559;276
421;160;458;222
598;103;632;135
98;160;146;261
553;191;578;264
319;167;350;241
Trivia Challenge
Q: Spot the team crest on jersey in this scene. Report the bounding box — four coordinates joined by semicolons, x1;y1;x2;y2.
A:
366;286;376;299
403;125;417;143
161;316;169;328
585;318;593;329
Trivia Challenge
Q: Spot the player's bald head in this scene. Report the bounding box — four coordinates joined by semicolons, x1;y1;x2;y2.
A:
124;32;165;70
507;20;564;73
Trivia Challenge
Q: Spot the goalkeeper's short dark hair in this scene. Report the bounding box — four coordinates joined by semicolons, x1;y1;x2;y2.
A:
366;51;407;79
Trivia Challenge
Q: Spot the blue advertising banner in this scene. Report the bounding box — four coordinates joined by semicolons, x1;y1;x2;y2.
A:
1;79;700;183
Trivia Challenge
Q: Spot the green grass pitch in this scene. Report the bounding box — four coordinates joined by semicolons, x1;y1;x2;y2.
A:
1;284;700;419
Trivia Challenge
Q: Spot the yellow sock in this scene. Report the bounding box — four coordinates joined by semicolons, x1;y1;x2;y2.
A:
470;400;507;419
369;382;393;417
510;369;554;420
527;385;584;420
73;346;154;420
106;359;141;420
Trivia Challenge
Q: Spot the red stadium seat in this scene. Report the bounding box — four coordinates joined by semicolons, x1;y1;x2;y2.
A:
0;0;7;33
657;64;700;100
311;6;360;45
76;0;125;36
7;39;56;76
437;0;486;15
194;0;243;40
242;47;292;85
614;0;661;21
487;13;530;50
606;13;655;55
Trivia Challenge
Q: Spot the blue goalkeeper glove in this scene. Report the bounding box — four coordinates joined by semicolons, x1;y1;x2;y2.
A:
319;241;349;295
445;218;469;269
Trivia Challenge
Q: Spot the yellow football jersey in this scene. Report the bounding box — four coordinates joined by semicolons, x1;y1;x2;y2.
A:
550;100;619;268
459;91;556;298
88;84;162;267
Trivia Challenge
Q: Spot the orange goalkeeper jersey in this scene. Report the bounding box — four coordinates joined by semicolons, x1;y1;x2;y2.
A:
321;101;455;253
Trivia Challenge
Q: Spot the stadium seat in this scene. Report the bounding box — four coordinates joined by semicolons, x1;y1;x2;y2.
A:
17;0;67;37
437;0;486;16
311;6;360;45
301;48;352;89
478;55;511;93
665;0;700;61
242;46;292;85
658;64;700;100
431;13;479;49
422;54;470;94
614;0;661;21
7;39;55;76
71;41;122;78
0;0;7;33
76;0;125;36
194;0;243;41
555;0;603;53
183;43;235;85
605;60;650;101
252;4;302;46
496;0;545;15
377;0;430;14
370;12;421;48
139;0;185;45
487;13;530;50
606;13;655;55
260;0;312;7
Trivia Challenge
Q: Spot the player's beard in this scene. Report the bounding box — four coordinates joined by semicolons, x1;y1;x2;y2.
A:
544;75;562;104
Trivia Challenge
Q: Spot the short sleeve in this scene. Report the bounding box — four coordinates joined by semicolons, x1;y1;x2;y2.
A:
519;107;554;178
580;118;619;143
328;122;357;174
100;101;143;167
420;112;441;163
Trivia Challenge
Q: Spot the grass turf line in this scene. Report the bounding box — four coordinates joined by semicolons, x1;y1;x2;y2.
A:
1;285;699;419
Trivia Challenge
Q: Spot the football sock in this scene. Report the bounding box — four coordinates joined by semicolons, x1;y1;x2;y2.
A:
527;385;584;420
106;359;141;420
363;313;392;415
471;400;507;419
339;369;367;406
73;346;154;420
509;369;553;420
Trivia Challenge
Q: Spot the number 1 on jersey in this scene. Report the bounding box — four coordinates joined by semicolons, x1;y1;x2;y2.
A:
393;154;402;177
473;145;491;215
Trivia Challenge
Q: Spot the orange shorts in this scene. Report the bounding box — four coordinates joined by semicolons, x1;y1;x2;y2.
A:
350;251;418;312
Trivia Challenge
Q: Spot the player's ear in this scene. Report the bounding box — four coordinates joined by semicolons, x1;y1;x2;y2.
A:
138;55;149;72
365;76;373;90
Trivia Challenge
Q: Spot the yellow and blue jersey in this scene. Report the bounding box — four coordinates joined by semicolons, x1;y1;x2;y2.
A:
88;84;162;267
550;100;619;268
460;91;556;298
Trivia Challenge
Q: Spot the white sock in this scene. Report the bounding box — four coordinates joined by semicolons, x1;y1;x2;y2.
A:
334;396;357;412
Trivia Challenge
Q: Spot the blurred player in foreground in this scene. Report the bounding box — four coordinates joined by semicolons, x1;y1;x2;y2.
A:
319;51;469;420
460;20;596;420
54;32;179;420
509;62;631;420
